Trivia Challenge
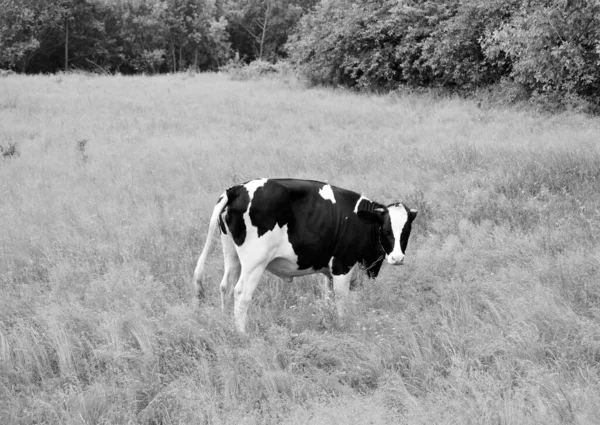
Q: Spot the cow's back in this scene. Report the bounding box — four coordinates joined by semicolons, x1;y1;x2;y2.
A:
269;179;374;272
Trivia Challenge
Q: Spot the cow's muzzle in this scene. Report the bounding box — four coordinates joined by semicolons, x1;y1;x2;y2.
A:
387;254;405;265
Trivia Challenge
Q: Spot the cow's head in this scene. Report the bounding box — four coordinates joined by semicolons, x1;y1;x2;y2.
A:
357;201;418;265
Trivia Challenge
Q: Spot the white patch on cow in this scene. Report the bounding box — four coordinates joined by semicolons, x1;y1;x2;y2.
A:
319;184;336;203
387;205;409;265
353;195;369;213
239;178;268;248
265;225;312;278
233;215;314;280
243;178;268;200
228;211;294;332
235;179;315;282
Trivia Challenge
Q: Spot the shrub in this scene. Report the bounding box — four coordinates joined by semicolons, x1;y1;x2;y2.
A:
484;0;600;109
226;59;280;81
1;142;19;158
287;0;517;90
288;0;600;111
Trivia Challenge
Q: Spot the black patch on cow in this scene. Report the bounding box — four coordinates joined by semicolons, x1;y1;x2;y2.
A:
356;199;386;224
378;212;396;256
218;215;227;234
249;180;292;237
276;180;338;272
271;179;386;276
331;257;354;276
224;185;250;246
215;195;228;234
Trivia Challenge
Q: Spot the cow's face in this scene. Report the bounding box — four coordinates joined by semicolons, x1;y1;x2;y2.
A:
357;202;417;265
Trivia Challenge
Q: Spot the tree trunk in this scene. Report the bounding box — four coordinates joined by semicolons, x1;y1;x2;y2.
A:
258;1;271;60
64;19;69;71
171;39;176;73
179;43;183;70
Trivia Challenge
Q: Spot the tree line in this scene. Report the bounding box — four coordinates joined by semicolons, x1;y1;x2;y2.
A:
0;0;316;74
2;0;599;109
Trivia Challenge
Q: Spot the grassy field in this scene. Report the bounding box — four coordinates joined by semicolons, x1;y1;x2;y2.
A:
1;72;600;424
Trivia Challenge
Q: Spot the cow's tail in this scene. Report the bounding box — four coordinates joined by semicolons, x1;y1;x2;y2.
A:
192;192;228;301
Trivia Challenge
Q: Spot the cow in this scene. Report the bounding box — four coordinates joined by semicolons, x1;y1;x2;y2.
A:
192;178;417;333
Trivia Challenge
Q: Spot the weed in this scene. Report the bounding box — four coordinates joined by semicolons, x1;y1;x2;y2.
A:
76;139;89;162
1;141;19;158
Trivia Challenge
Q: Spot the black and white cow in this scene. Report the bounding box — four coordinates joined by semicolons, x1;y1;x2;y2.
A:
192;178;417;333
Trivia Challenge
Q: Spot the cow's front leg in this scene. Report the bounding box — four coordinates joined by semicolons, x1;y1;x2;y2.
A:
331;268;354;317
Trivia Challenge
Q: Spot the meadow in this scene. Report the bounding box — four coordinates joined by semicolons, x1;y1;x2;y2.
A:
1;72;600;424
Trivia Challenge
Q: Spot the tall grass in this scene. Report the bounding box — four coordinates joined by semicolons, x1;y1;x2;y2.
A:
1;72;599;424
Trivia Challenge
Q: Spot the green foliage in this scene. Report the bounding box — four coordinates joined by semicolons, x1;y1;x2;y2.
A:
288;0;600;110
0;0;64;72
287;0;515;90
207;16;232;67
162;0;230;71
421;0;519;89
224;0;317;61
287;0;398;88
104;0;233;73
0;0;232;73
0;0;313;73
485;0;600;110
288;1;444;88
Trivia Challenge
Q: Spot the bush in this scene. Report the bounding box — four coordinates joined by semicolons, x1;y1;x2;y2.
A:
286;0;516;90
484;0;600;110
225;59;280;81
287;0;600;111
1;141;19;158
287;0;404;89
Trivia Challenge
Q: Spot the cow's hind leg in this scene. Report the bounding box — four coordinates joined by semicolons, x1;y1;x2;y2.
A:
233;261;268;333
220;234;241;313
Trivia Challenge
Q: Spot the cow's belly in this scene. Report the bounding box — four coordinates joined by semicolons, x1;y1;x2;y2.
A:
266;257;319;278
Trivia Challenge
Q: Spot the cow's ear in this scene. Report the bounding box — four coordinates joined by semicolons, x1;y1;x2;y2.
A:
357;201;387;225
408;208;418;222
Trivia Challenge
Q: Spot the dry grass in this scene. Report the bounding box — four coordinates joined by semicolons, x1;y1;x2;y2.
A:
1;72;600;424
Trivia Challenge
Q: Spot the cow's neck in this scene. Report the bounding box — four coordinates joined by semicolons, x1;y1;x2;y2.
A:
360;223;385;278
